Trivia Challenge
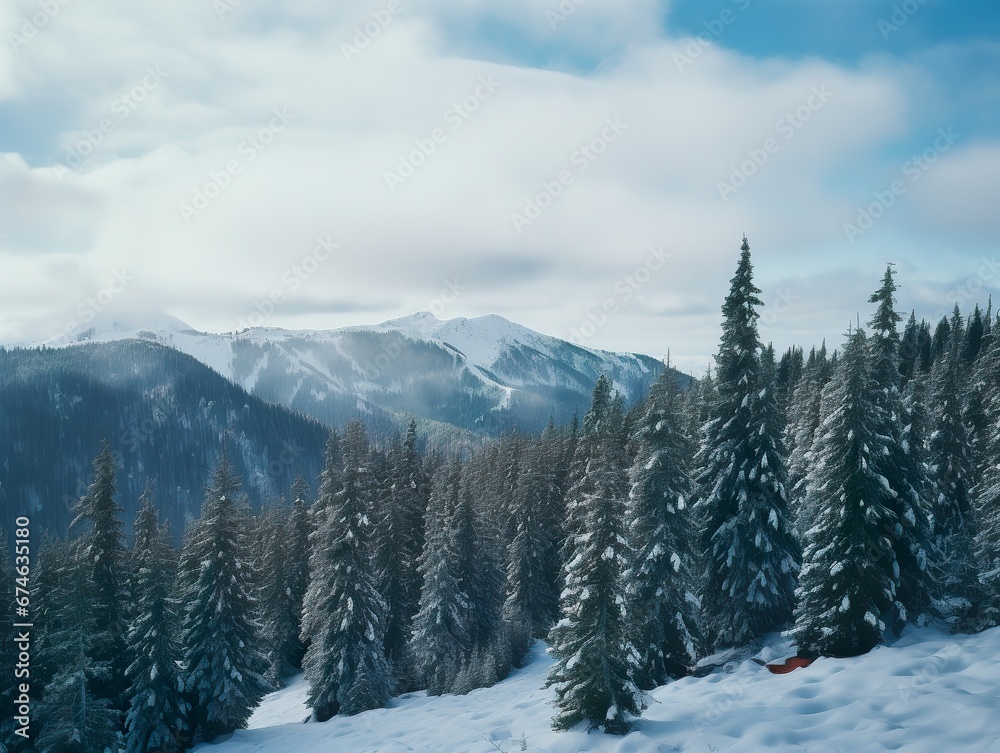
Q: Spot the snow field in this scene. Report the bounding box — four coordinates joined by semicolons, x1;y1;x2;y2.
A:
197;626;1000;753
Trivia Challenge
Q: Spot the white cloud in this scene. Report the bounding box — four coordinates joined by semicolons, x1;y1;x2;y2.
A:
0;0;994;374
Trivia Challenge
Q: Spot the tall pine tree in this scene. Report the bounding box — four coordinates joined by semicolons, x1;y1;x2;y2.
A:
375;420;429;669
784;342;832;518
124;484;190;753
180;455;269;741
301;422;392;719
626;366;701;689
409;458;471;695
257;505;301;686
973;312;1000;626
504;425;561;638
287;471;313;669
546;375;643;735
695;237;799;647
926;326;983;628
36;541;123;753
791;327;900;657
70;440;129;711
866;265;934;623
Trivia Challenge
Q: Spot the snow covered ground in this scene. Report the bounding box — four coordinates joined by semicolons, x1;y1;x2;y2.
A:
196;627;1000;753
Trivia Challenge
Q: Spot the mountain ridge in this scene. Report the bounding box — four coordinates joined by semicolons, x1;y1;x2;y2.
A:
33;309;677;436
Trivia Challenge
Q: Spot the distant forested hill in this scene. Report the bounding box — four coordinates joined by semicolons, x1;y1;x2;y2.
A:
0;341;328;537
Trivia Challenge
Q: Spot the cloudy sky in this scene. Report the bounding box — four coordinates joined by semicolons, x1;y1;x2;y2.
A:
1;0;998;374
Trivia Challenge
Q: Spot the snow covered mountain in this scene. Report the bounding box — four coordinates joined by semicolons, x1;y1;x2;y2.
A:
41;311;675;435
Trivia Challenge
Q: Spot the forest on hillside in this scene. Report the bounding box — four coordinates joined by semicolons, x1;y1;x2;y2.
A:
5;237;1000;751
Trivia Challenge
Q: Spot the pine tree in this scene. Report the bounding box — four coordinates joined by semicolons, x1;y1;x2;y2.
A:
785;343;832;518
409;458;471;695
964;380;991;489
972;317;1000;625
454;468;505;655
916;318;934;373
257;506;301;686
626;366;701;689
124;484;190;753
546;375;643;735
791;327;900;658
375;420;429;668
301;422;391;720
180;455;269;741
70;440;129;710
775;345;804;419
926;328;983;627
970;307;1000;623
311;429;341;518
497;433;523;550
503;422;561;638
899;310;921;384
866;265;934;623
32;535;70;696
964;304;985;364
695;237;800;647
287;472;313;668
36;542;123;753
932;316;951;363
541;419;571;619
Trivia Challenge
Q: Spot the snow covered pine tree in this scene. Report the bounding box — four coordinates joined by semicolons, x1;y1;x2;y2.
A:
792;326;900;657
546;375;644;734
69;440;129;711
180;454;270;741
865;265;934;624
124;484;190;753
409;458;471;695
626;364;702;688
696;236;799;648
301;422;392;720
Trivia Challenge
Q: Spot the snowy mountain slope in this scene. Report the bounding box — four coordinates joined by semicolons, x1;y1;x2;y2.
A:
198;627;1000;753
38;311;675;435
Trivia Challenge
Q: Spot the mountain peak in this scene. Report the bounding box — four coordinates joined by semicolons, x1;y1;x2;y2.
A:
40;309;196;346
375;311;444;335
